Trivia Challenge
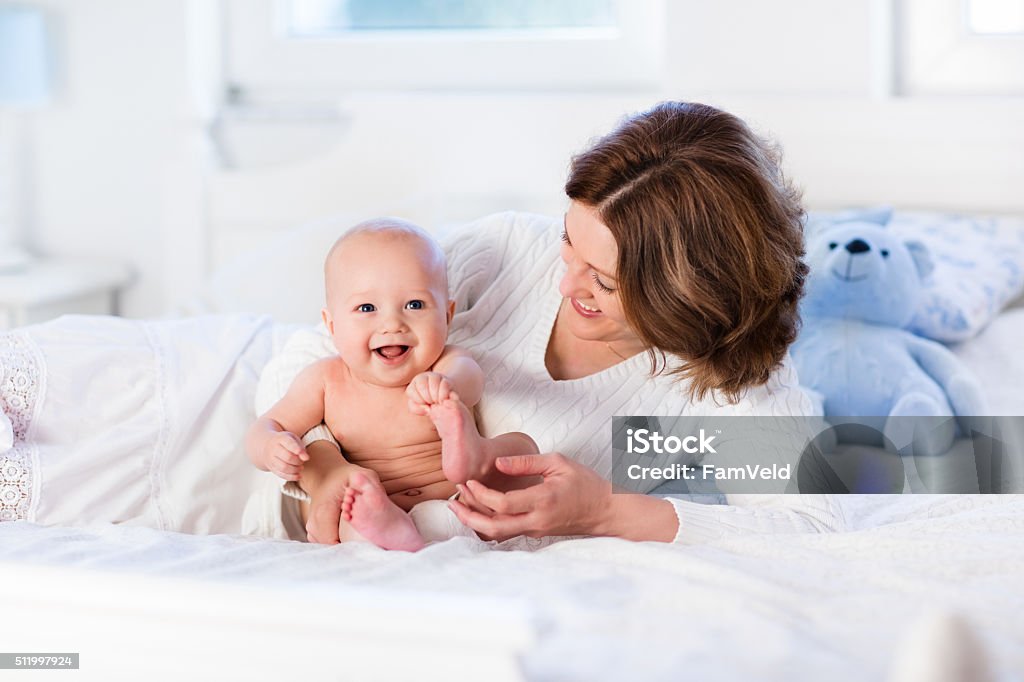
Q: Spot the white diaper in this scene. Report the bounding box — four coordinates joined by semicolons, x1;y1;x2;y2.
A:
240;472;295;540
407;498;479;543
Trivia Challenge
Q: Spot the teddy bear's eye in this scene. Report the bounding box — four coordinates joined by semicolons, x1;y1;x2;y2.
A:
880;249;890;258
828;242;838;250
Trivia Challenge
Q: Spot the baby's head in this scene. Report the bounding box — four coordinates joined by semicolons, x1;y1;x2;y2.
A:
322;218;454;387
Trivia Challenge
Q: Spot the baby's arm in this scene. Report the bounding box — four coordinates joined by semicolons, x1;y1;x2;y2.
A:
246;360;330;481
406;346;484;415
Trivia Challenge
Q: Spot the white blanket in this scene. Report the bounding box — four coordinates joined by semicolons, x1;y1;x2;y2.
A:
1;494;1022;681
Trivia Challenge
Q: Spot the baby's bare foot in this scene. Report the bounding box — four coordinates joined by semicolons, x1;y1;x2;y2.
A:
342;472;424;552
429;397;488;484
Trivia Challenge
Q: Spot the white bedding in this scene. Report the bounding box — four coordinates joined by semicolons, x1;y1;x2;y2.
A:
2;494;1023;681
953;307;1024;416
2;304;1023;680
0;314;297;532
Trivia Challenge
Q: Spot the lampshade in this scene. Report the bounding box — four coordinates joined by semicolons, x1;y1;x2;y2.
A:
0;5;52;106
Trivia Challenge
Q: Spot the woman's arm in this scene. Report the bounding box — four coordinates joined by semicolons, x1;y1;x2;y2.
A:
447;453;675;542
449;453;844;543
599;494;679;542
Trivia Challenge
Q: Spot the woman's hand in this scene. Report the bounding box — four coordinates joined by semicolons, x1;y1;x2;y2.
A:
448;453;682;543
447;453;614;540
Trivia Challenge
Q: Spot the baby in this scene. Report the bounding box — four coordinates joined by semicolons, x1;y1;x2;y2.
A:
246;218;537;550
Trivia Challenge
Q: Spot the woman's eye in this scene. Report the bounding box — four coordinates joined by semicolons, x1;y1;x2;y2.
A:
592;273;615;294
405;300;424;310
356;304;375;313
560;230;570;245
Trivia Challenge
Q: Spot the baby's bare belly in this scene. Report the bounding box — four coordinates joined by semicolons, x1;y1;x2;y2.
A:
348;440;455;512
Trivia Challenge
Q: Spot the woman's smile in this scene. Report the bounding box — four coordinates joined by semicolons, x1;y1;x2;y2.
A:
570;297;603;318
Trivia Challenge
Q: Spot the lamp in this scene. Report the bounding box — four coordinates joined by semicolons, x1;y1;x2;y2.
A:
0;5;53;272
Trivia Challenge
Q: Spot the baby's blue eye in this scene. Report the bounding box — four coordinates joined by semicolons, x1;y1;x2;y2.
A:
357;303;375;313
405;300;425;310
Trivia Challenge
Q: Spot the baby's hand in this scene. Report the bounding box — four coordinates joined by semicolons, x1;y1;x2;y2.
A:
406;371;458;415
261;431;309;481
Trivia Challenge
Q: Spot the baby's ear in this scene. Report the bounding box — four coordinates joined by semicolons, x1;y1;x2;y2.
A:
321;307;335;334
446;299;456;325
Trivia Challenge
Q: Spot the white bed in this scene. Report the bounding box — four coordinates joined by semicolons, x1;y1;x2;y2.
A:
2;210;1024;681
2;495;1023;681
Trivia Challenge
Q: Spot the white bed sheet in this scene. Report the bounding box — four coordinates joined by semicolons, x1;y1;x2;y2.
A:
2;494;1023;682
953;307;1024;416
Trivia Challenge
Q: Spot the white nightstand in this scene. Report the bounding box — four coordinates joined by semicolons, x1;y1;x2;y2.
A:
0;258;134;329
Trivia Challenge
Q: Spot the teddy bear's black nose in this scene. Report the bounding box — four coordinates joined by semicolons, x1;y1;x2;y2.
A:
845;239;870;254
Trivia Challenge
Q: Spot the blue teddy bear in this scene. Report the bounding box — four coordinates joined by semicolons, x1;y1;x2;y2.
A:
792;220;988;458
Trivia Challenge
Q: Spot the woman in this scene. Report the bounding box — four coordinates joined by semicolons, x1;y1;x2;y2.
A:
258;101;844;545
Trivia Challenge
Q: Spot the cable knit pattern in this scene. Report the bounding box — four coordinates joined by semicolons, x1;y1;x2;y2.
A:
0;331;43;521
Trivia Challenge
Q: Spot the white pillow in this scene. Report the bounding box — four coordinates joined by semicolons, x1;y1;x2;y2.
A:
898;211;1024;342
183;214;358;325
182;206;483;325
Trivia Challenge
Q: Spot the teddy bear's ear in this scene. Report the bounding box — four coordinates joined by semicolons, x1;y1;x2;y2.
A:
905;240;935;280
804;206;893;239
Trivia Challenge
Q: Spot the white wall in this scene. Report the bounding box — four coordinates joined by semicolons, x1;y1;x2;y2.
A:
16;0;1024;318
11;0;196;317
662;1;1023;211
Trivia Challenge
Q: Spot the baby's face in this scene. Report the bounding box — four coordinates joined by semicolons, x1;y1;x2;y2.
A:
323;233;452;388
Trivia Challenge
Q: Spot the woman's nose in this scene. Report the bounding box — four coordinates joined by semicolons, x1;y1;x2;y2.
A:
559;258;590;299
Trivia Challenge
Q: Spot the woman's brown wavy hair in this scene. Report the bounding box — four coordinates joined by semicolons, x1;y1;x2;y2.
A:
565;101;807;403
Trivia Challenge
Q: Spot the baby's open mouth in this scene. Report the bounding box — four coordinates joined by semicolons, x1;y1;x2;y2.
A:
374;345;410;359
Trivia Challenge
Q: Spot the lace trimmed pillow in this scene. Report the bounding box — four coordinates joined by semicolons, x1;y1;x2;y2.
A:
806;209;1024;343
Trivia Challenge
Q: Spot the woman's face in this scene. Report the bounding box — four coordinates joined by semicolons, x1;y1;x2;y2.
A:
559;201;643;350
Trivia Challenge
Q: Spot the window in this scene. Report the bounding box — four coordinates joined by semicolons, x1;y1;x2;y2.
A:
900;0;1024;94
223;0;663;94
285;0;616;34
967;0;1024;33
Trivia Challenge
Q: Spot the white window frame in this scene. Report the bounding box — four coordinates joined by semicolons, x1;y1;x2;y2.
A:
900;0;1024;94
222;0;664;95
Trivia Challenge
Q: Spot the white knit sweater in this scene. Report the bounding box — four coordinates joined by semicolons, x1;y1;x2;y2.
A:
256;212;845;544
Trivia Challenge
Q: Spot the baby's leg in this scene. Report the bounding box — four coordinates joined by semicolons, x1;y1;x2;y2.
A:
429;398;541;490
341;472;425;551
298;498;386;544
